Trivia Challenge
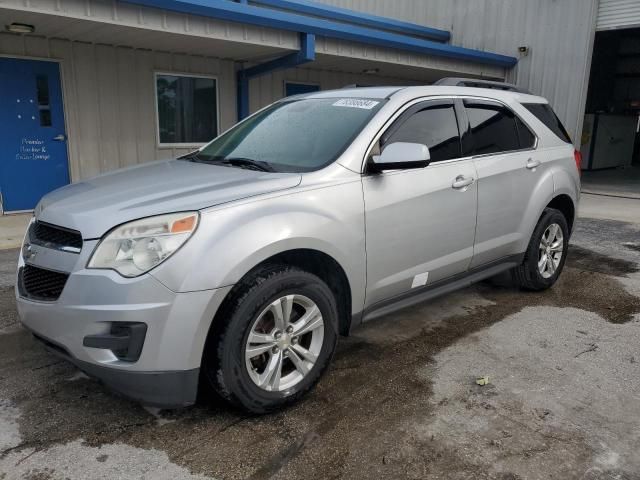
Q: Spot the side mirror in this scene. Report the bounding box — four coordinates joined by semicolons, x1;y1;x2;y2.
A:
371;142;431;171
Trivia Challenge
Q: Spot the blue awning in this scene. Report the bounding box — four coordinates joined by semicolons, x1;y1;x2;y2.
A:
124;0;518;68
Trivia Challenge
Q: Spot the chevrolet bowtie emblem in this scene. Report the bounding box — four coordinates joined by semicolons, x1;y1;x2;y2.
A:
22;243;36;260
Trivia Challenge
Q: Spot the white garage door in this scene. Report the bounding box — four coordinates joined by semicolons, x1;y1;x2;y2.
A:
597;0;640;31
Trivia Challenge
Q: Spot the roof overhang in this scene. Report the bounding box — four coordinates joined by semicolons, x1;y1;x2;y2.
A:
123;0;518;68
251;0;451;42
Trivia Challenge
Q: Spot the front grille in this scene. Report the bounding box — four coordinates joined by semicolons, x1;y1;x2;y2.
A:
19;265;69;301
31;221;83;251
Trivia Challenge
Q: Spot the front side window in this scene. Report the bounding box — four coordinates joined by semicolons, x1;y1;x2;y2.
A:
465;102;520;155
156;73;218;145
382;104;461;162
192;97;386;173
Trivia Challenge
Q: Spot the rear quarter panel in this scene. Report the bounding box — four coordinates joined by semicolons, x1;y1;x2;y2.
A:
515;146;577;254
509;101;579;249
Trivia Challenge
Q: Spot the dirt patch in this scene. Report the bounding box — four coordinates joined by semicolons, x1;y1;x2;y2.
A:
0;245;639;479
0;289;19;333
567;245;639;276
475;266;640;325
623;242;640;254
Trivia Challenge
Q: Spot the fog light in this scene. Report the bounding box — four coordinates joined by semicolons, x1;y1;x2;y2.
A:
83;322;147;362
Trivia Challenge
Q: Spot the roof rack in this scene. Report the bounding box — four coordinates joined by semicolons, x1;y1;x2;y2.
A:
433;77;531;94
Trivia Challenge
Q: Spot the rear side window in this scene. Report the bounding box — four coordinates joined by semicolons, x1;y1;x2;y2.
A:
523;103;572;143
515;117;536;149
383;104;461;162
465;102;520;155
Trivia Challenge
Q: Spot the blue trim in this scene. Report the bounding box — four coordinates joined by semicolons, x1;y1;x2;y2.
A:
251;0;450;42
124;0;517;68
237;33;315;119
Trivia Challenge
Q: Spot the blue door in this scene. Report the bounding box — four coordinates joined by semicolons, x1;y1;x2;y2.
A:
285;82;320;97
0;58;69;212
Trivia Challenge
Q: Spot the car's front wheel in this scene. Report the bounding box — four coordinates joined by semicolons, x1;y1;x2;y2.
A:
203;265;338;413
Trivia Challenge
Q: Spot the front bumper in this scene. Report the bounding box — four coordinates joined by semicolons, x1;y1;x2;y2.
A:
30;329;200;408
16;234;232;407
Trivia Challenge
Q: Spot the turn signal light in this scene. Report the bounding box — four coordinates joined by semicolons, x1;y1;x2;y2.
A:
171;214;197;233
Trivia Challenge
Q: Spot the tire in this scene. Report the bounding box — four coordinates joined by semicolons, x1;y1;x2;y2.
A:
203;265;339;414
511;208;569;291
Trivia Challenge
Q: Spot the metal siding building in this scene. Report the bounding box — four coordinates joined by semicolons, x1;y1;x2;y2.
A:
597;0;640;31
318;0;600;151
0;0;613;212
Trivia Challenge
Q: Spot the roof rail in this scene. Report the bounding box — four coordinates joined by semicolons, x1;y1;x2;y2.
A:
434;77;531;94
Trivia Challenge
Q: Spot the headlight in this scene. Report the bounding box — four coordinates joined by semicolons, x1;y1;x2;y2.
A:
88;212;199;277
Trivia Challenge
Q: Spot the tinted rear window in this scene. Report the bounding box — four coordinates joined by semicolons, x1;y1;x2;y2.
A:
523;103;572;143
465;102;520;155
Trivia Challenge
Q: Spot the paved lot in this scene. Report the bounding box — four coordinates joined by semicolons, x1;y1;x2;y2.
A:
1;217;639;480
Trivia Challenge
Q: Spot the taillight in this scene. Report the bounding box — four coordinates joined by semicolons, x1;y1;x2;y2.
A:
574;150;582;176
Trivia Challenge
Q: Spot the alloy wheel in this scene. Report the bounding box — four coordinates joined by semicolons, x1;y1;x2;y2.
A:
538;223;564;279
245;294;324;392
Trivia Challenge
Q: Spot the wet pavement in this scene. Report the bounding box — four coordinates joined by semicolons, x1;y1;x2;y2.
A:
1;217;639;480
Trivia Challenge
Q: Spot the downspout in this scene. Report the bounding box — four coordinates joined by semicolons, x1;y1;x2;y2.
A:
237;32;315;120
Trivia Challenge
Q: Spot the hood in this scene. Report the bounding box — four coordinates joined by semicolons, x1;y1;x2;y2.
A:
36;159;301;238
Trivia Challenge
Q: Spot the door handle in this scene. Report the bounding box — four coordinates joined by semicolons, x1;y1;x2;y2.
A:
53;134;66;142
526;158;541;170
452;175;475;189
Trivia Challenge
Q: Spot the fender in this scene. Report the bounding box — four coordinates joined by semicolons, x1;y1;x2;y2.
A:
149;180;367;314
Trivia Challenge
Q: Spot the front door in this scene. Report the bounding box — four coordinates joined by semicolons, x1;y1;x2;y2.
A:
0;58;69;212
363;99;478;308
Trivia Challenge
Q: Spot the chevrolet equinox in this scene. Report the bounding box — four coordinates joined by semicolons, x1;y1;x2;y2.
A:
16;82;581;413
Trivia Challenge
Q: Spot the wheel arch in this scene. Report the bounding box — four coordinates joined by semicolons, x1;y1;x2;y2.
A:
545;194;576;233
203;248;354;363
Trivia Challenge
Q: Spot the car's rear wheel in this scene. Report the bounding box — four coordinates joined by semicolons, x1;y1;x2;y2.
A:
512;208;569;291
203;265;338;413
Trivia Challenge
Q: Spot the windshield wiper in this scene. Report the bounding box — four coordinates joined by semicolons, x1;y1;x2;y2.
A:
219;157;275;172
179;151;207;162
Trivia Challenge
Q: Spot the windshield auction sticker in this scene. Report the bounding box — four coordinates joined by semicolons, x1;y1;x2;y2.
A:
332;99;380;110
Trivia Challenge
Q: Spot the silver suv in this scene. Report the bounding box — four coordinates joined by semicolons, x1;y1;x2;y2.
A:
16;82;581;413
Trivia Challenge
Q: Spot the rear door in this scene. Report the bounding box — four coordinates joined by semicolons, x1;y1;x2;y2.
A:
362;99;478;307
463;99;544;268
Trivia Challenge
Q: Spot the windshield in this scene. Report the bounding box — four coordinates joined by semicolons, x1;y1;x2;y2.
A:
187;97;386;173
